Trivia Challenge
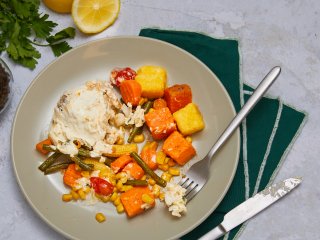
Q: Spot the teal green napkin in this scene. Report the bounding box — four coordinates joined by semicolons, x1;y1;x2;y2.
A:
139;29;307;239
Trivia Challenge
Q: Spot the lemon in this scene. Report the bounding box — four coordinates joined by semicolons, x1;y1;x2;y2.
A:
72;0;120;34
43;0;73;13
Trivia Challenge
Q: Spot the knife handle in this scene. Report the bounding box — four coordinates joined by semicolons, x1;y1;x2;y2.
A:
198;225;225;240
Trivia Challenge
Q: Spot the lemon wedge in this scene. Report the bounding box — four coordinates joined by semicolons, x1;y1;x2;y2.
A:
72;0;120;34
43;0;73;13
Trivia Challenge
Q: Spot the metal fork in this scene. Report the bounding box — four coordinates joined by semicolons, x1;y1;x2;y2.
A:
179;66;281;202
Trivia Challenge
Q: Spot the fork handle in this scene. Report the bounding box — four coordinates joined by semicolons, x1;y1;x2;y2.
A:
207;66;281;161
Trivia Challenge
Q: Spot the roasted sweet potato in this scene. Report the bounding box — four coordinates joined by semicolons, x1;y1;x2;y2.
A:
144;107;177;140
140;141;158;170
162;131;196;165
122;161;145;179
164;84;192;113
110;154;133;173
63;164;82;187
120;187;155;217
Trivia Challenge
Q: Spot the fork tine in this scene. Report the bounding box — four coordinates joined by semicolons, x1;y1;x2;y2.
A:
178;177;188;186
185;187;199;202
184;179;194;189
185;182;198;196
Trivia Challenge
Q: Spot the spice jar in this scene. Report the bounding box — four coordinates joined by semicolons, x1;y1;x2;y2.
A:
0;58;13;115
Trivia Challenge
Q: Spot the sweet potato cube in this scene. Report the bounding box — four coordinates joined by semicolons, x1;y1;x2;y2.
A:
164;84;192;113
122;161;145;179
120;187;155;218
135;66;167;99
173;103;205;136
162;131;196;165
140;141;158;170
110;154;133;173
145;107;177;140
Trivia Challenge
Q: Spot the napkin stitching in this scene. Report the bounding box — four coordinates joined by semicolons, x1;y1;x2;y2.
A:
243;90;253;95
253;100;283;194
268;114;307;186
238;42;251;201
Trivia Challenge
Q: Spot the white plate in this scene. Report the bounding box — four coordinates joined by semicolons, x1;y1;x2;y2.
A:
11;36;240;240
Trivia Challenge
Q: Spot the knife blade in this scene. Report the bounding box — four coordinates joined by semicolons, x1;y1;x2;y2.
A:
199;177;302;240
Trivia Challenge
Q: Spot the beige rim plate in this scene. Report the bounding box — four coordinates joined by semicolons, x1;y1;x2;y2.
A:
11;36;240;240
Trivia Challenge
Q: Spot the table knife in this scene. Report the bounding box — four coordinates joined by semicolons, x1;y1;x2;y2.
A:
199;177;302;240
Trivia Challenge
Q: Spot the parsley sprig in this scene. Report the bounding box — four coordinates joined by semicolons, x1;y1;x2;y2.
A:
0;0;75;69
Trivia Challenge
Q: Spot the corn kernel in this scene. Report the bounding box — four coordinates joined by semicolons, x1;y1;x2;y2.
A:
113;197;121;206
156;151;166;164
96;193;111;203
95;213;106;223
121;185;133;192
185;136;192;143
142;194;155;205
167;158;176;167
141;175;147;180
71;190;79;200
161;172;172;182
116;172;127;179
116;203;125;213
148;178;156;186
62;194;72;202
152;185;160;197
81;171;90;178
78;189;86;200
159;192;165;201
158;163;169;171
116;136;124;145
164;157;170;164
133;134;145;143
116;180;123;190
110;192;118;202
168;167;180;176
83;186;91;194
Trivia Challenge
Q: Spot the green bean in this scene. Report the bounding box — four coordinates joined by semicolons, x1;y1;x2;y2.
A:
44;163;70;175
127;101;153;143
124;179;148;186
78;148;91;158
71;156;94;171
142;100;153;114
38;152;62;172
42;144;56;152
103;157;114;167
130;152;167;187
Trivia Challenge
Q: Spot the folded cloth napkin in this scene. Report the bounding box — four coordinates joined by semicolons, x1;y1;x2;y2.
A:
139;28;307;240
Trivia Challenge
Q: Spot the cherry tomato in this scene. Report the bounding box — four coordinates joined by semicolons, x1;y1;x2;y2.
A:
110;67;137;87
90;177;114;196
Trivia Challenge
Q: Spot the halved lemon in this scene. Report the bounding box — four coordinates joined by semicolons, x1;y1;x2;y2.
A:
72;0;120;34
43;0;73;13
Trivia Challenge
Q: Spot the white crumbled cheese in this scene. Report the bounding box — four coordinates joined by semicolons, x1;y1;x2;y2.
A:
121;103;145;128
90;170;100;177
141;203;152;210
151;155;156;163
99;156;106;163
164;182;187;217
114;113;125;127
92;140;112;156
56;141;78;156
49;80;122;155
74;177;90;190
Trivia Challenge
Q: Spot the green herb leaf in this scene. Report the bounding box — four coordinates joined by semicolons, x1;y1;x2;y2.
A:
32;14;57;39
50;41;72;57
0;0;75;69
46;27;76;44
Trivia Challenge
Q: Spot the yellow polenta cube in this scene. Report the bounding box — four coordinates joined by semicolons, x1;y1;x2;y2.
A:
173;103;205;136
135;66;167;99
